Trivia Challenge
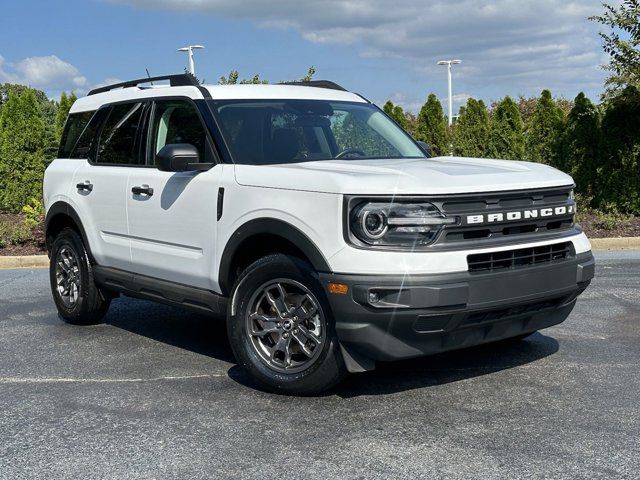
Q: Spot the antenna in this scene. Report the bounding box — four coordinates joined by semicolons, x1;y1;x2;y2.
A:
145;68;153;85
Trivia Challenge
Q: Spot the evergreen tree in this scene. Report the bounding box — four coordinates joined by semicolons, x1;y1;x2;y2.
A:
416;94;448;156
597;85;640;213
525;89;565;167
0;88;46;212
382;100;408;129
54;91;76;141
561;93;601;199
453;98;490;157
488;96;525;160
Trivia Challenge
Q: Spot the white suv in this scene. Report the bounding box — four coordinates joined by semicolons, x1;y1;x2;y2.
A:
44;74;594;394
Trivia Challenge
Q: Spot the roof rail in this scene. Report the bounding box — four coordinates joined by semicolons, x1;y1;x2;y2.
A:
87;73;199;96
280;80;347;92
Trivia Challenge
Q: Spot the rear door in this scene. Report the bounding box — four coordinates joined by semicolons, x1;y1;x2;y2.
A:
125;98;221;290
71;101;147;270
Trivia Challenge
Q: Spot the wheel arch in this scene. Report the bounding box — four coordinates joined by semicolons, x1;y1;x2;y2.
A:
45;201;94;262
218;218;332;296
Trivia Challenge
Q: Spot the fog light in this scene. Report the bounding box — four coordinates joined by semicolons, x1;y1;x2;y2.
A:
368;292;379;304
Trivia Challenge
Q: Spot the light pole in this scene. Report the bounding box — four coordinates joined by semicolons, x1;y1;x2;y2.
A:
437;59;461;126
178;45;205;75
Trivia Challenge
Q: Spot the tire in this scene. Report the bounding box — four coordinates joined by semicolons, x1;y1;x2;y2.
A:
49;227;111;325
227;254;346;395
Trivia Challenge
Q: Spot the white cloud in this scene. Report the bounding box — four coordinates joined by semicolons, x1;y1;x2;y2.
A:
0;55;87;93
110;0;610;97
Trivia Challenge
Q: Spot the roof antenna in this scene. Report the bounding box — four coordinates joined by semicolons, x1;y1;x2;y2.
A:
146;68;153;85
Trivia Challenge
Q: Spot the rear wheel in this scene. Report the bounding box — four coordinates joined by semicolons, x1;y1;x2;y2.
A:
227;254;346;395
49;228;111;325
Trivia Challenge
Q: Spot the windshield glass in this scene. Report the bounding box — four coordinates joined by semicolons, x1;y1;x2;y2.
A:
209;99;426;165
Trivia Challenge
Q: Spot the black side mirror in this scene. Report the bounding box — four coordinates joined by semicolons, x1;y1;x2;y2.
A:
416;141;432;157
156;143;212;172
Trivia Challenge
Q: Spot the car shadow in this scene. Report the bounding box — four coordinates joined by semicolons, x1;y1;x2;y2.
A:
105;296;559;397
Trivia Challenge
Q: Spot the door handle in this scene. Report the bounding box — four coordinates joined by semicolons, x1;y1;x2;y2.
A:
76;181;93;192
132;185;154;196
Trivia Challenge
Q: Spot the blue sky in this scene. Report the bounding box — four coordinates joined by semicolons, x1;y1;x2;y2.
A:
0;0;615;113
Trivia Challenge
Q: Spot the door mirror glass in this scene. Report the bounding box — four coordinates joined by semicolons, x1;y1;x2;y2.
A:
156;143;200;172
416;140;432;157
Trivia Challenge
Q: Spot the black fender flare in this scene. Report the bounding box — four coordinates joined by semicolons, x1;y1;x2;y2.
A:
45;201;94;262
218;218;332;295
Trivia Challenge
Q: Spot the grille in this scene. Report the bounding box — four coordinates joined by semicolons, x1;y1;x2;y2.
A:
433;187;575;246
467;242;573;272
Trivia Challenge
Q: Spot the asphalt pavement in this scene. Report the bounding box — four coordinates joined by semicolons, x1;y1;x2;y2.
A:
0;251;638;479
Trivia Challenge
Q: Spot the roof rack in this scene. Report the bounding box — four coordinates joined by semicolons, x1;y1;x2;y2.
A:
280;80;347;92
87;73;200;96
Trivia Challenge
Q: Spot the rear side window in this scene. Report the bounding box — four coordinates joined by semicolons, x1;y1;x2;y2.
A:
58;111;95;158
96;102;146;165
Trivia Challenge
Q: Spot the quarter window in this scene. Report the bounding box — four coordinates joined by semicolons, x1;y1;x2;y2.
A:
96;102;145;165
58;111;95;158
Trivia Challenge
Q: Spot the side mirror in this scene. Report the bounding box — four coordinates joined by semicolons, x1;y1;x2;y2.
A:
416;141;432;156
156;143;211;172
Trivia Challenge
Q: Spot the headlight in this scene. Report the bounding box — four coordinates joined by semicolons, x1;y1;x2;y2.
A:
349;200;457;247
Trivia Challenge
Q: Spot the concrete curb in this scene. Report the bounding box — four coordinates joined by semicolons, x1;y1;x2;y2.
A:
0;255;49;269
1;237;639;269
589;236;640;251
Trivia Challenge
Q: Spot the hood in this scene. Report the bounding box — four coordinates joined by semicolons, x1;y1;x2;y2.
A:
234;156;574;195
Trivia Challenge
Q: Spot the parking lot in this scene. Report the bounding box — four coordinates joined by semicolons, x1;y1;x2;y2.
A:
0;250;638;479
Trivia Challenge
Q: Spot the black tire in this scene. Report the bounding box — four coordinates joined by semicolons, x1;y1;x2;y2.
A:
227;254;346;395
49;227;111;325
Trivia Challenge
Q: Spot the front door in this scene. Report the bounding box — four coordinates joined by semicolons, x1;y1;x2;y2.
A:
126;99;221;290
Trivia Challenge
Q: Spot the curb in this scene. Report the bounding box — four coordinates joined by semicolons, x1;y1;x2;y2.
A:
1;238;639;269
0;255;49;269
589;236;640;251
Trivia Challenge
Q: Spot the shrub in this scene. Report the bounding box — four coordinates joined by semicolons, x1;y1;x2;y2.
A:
21;197;44;230
0;219;32;248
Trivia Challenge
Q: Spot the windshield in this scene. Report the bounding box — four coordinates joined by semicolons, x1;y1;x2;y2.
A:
209;99;426;165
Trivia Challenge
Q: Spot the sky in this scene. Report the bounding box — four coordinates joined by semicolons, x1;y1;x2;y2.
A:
0;0;617;113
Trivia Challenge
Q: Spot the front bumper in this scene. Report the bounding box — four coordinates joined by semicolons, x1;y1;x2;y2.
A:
320;251;594;371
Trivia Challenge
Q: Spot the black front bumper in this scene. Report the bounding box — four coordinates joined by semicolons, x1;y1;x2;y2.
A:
320;252;594;371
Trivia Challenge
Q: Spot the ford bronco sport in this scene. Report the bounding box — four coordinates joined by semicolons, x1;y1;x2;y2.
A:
44;74;594;395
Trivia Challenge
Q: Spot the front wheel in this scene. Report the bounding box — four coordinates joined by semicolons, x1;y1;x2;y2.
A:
227;254;346;395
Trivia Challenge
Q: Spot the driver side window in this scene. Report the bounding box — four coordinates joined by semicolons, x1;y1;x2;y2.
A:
148;100;212;166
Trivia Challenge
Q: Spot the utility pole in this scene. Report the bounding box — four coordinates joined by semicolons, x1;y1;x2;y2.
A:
437;59;462;126
178;45;205;75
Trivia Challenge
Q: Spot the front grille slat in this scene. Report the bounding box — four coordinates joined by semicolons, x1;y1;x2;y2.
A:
467;242;573;272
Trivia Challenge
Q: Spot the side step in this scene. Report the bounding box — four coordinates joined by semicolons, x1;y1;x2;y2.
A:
93;266;227;317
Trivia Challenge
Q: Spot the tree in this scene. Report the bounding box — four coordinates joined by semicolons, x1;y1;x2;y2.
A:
383;100;408;130
0;88;46;212
453;98;490;157
301;66;316;82
54;91;77;141
415;94;448;156
596;85;640;213
561;93;601;199
488;96;525;160
525;89;565;167
590;0;640;98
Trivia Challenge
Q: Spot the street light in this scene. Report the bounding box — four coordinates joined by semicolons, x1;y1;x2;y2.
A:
178;45;205;75
437;59;462;126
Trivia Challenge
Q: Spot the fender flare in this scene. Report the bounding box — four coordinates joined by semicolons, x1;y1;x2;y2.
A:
218;218;332;295
45;201;94;262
